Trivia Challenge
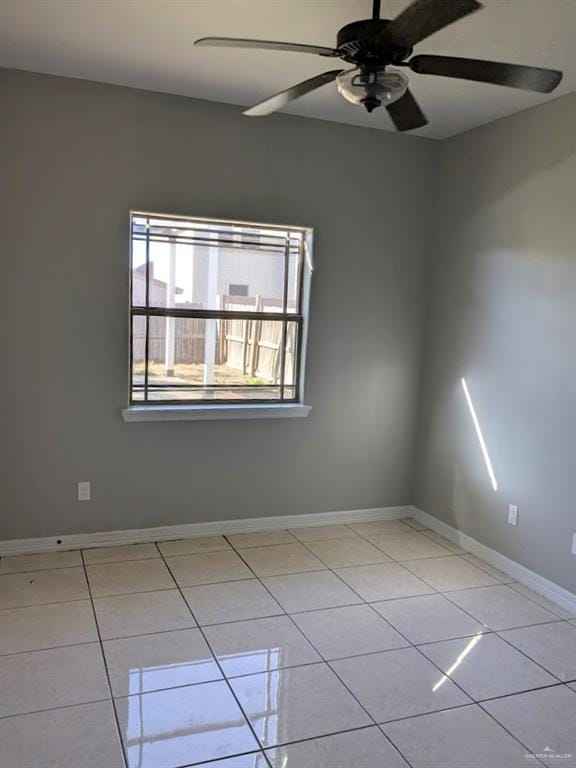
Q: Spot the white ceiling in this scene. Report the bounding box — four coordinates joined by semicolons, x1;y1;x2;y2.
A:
0;0;574;139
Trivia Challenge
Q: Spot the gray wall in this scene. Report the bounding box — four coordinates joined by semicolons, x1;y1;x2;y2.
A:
3;68;573;593
0;68;435;540
415;93;576;592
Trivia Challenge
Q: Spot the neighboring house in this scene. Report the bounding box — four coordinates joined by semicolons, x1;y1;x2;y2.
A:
132;226;298;310
132;263;183;307
189;244;288;309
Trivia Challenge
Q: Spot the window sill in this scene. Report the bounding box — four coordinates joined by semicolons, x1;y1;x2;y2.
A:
121;403;312;423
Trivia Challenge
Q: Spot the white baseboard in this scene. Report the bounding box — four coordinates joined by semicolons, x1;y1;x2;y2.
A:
411;506;576;615
0;505;411;556
4;504;573;616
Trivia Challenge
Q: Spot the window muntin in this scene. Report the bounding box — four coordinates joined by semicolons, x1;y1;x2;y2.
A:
130;213;309;405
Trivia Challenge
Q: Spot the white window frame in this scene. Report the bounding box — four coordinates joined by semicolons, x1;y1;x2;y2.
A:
122;212;313;422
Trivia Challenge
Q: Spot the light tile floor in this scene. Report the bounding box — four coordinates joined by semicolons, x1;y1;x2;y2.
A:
1;518;575;768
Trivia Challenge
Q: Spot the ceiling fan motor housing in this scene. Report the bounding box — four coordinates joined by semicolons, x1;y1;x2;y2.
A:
336;19;412;66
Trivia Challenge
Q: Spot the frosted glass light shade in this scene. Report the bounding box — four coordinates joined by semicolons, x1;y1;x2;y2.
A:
337;67;408;112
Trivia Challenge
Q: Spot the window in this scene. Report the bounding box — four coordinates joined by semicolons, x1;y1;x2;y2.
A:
129;213;312;408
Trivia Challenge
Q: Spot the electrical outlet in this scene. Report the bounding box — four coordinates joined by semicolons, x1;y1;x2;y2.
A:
508;504;519;526
572;533;576;556
77;481;91;502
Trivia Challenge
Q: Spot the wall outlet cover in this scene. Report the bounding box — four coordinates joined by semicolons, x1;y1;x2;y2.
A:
77;481;91;502
508;504;519;526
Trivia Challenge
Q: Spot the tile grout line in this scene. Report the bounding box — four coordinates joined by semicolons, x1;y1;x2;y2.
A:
229;536;416;768
419;529;469;554
10;584;566;628
291;536;490;757
3;522;573;764
0;567;563;767
273;534;558;764
2;594;572;726
413;532;574;623
181;746;269;768
199;532;573;703
0;564;82;575
0;589;172;612
460;553;517;583
200;722;398;765
383;703;550;768
507;582;575;619
0;532;570;746
365;597;550;764
436;577;566;620
152;541;273;768
475;680;576;705
322;530;524;598
0;638;112;660
0;553;162;575
4;575;564;611
438;588;568;685
475;698;568;768
4;577;563;612
432;578;571;762
6;578;569;615
3;527;572;613
9;578;568;661
180;537;482;768
3;535;571;672
332;540;574;686
475;705;549;768
407;618;564;645
79;549;128;768
0;596;90;611
0;696;115;723
2;524;573;619
493;622;576;676
1;666;570;727
371;558;570;694
13;653;567;711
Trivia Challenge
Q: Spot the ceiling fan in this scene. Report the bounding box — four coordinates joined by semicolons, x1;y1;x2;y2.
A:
195;0;563;132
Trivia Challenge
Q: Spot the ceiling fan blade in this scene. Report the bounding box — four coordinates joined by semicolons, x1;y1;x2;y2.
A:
243;70;344;117
386;89;428;131
385;0;482;47
195;37;338;57
409;55;563;93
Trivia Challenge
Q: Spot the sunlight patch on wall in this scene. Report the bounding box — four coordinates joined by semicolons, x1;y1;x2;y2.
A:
461;378;498;492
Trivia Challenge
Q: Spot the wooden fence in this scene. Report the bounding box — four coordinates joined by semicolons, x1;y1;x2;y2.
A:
132;296;295;384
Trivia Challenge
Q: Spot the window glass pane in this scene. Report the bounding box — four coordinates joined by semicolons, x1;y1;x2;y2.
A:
287;248;302;313
131;221;303;313
282;321;299;388
131;315;146;401
130;317;298;403
130;214;307;406
146;387;285;402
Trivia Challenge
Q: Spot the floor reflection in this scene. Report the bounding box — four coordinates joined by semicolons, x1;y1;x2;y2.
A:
122;649;282;767
121;681;257;768
128;657;218;696
219;646;282;678
222;648;281;747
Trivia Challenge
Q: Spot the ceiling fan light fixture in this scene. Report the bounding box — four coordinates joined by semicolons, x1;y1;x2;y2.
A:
337;67;408;112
